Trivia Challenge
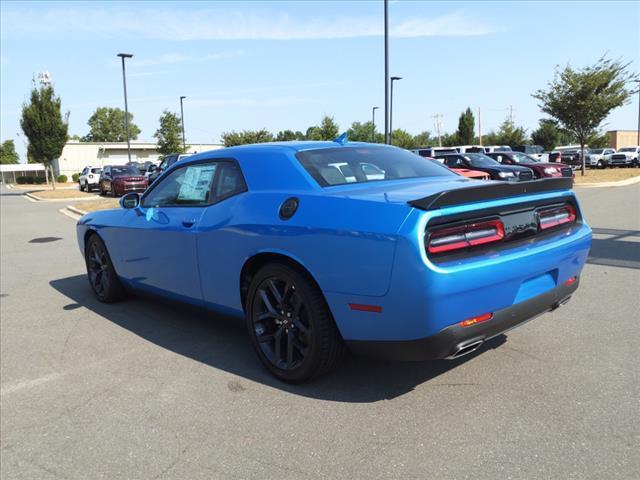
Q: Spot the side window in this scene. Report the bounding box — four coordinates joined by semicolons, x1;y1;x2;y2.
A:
142;163;217;207
213;162;247;200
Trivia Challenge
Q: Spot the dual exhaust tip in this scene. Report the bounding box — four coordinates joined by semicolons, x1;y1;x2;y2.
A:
447;294;573;360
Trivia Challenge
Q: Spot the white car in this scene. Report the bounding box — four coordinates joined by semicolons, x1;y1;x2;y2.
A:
78;166;103;192
585;148;616;168
609;146;640;167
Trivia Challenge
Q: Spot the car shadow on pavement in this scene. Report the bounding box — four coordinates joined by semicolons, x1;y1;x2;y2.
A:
588;227;640;270
50;275;506;403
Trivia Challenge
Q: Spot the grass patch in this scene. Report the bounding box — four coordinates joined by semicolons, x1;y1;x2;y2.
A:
74;198;119;212
573;168;639;184
31;189;97;199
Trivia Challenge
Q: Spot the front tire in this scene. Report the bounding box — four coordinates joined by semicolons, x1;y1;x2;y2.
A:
246;263;345;383
85;234;125;303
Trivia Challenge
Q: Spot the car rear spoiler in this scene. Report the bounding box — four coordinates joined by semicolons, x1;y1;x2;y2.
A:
408;178;574;211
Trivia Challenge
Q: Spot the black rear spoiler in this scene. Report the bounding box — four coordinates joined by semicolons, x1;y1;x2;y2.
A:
408;178;574;211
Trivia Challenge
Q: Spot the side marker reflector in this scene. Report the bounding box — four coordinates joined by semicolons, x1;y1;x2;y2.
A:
460;312;493;328
563;276;577;286
349;304;383;313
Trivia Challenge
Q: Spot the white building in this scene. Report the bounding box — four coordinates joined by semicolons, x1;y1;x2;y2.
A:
54;141;223;177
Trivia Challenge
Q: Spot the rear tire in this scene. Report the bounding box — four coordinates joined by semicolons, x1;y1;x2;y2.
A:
246;263;345;383
79;182;84;191
111;185;116;197
84;234;125;303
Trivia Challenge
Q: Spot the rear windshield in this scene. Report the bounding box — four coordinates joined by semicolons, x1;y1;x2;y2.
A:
296;146;455;187
90;168;102;174
464;153;500;167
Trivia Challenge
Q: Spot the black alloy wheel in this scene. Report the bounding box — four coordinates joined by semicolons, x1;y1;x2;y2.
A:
246;263;344;383
85;235;125;303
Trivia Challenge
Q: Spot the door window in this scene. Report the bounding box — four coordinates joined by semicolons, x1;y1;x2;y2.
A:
142;163;217;207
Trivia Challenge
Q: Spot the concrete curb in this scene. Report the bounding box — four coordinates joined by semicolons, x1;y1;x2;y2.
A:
59;207;83;221
24;191;102;202
575;176;640;188
66;205;88;216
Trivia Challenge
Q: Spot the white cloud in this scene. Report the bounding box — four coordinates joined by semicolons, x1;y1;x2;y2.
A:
1;7;502;41
133;50;245;67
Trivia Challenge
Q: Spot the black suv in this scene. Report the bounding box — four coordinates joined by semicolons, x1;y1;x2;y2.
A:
147;153;192;184
435;153;535;181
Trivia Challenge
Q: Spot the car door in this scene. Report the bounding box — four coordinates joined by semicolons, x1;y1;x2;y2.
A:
113;160;219;304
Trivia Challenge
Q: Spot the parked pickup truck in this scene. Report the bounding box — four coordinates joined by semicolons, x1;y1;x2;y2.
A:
609;147;640;168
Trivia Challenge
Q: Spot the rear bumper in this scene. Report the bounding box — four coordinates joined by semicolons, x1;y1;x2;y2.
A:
346;278;579;361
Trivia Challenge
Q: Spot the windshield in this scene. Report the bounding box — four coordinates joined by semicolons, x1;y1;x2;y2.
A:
590;149;604;154
464;153;500;167
619;147;635;152
112;166;139;175
296;146;455;187
510;152;537;164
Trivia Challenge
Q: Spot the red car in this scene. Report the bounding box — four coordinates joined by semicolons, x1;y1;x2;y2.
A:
487;152;574;179
99;165;148;197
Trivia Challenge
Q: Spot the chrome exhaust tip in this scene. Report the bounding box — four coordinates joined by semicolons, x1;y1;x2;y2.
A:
447;340;484;359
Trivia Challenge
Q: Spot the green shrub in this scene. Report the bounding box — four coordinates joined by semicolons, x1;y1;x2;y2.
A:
26;177;35;184
16;176;28;184
72;173;80;182
56;174;68;183
34;177;46;184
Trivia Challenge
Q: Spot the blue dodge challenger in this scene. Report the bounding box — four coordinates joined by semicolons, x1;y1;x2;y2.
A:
77;141;592;382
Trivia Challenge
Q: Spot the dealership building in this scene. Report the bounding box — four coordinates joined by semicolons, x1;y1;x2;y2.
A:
607;130;640;149
54;141;223;177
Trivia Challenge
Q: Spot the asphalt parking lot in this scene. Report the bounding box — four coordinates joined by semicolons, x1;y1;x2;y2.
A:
1;183;638;479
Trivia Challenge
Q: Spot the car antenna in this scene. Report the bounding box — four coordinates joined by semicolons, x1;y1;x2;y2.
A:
333;132;348;145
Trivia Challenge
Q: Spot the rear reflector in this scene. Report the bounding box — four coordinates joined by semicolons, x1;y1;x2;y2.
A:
428;219;504;254
349;303;383;313
563;276;577;286
460;313;493;328
537;204;576;230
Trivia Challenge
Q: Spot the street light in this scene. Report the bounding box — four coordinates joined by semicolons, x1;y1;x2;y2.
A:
371;106;379;142
117;53;133;163
633;80;640;146
384;0;389;144
180;96;187;152
389;76;402;145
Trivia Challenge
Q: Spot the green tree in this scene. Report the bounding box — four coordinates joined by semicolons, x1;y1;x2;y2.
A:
275;130;304;141
306;115;339;140
485;118;528;146
83;107;141;142
413;131;438;147
440;132;460;147
0;140;20;164
532;56;637;175
220;129;274;147
586;130;610;149
347;121;383;142
531;119;576;151
456;108;476;144
20;85;68;189
154;110;184;155
390;129;416;149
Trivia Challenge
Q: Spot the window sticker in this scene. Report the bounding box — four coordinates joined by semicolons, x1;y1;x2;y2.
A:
177;165;216;202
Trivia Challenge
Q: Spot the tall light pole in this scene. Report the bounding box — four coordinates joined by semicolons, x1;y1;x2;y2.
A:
180;96;187;152
633;80;640;146
384;0;389;144
371;106;379;142
117;53;133;163
389;76;402;145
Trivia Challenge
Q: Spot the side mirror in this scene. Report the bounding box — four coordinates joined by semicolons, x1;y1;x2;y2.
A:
120;192;140;209
148;165;158;173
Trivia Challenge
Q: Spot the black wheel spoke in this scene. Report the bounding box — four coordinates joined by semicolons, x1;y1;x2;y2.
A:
252;275;312;372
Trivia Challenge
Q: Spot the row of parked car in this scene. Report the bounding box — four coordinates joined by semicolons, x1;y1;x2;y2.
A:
78;153;192;196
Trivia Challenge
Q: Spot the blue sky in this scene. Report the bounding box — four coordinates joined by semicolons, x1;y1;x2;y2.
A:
1;1;639;160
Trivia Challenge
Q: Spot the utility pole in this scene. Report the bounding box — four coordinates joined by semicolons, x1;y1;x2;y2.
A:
371;106;379;142
384;0;390;144
433;114;443;147
389;76;402;145
117;53;133;163
180;96;187;152
509;105;514;123
478;107;482;146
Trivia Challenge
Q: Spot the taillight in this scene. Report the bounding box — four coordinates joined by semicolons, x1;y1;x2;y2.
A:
537;204;576;230
427;219;505;254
